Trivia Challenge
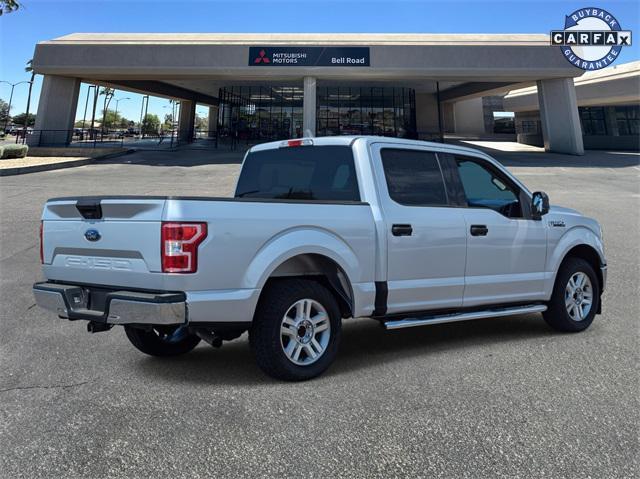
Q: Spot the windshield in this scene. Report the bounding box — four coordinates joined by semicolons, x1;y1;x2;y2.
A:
235;145;360;201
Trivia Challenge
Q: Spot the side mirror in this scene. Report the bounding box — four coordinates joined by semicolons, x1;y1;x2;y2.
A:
532;191;550;220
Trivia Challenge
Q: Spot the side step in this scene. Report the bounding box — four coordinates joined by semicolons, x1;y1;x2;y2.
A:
383;304;547;330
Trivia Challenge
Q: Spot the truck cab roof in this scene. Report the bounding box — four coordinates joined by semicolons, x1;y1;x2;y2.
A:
248;135;497;161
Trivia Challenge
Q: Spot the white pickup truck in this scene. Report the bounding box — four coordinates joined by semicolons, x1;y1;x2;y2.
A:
34;136;606;380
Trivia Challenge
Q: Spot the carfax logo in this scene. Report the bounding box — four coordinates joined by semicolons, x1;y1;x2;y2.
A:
551;7;632;70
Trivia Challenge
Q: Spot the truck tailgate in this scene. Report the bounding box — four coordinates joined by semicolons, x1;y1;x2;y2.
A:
42;198;166;290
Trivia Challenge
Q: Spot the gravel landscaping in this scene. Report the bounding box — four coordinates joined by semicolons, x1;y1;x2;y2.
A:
0;155;90;170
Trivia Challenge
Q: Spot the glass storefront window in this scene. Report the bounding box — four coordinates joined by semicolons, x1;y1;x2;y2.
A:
316;86;416;138
579;107;607;136
218;86;304;142
218;85;417;142
615;105;639;136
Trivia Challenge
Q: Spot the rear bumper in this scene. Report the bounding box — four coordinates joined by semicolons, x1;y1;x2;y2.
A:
33;282;186;325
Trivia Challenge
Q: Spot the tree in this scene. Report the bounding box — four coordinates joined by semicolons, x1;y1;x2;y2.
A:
101;109;124;129
163;113;173;131
118;117;131;129
0;0;21;15
0;99;9;125
97;109;131;130
99;87;115;132
23;59;36;134
11;112;35;127
195;114;208;131
141;114;160;135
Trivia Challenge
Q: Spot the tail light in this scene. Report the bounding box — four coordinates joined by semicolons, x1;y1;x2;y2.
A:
161;222;207;273
280;138;313;148
39;221;44;264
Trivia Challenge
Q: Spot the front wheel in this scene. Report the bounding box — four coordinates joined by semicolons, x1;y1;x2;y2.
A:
125;325;201;356
543;257;600;332
249;279;342;381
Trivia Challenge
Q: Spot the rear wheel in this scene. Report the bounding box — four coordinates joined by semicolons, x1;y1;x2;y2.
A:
249;279;341;381
124;325;201;356
543;257;600;332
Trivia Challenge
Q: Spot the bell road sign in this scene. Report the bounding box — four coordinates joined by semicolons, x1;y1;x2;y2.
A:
249;47;370;67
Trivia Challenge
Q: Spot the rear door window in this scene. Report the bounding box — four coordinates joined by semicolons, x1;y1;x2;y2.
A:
235;145;360;201
380;148;448;206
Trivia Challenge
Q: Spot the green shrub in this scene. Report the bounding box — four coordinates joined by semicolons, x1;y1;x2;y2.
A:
0;146;3;158
1;144;28;159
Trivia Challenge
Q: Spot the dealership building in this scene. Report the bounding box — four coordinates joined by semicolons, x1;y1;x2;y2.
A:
504;60;639;151
30;33;632;155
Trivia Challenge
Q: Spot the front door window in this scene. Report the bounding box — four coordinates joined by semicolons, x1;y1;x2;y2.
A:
456;157;523;218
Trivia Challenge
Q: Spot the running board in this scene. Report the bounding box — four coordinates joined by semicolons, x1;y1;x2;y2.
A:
383;304;547;330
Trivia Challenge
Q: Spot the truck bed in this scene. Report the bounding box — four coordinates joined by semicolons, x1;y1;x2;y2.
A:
41;195;378;322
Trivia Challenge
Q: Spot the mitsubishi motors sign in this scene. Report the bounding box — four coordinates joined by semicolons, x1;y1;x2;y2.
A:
249;46;370;66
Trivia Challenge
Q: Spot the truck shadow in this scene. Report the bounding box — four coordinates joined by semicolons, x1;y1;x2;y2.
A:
134;314;556;385
332;314;553;376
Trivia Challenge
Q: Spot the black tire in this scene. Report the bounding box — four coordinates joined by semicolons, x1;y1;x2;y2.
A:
124;325;201;357
249;279;342;381
543;257;600;332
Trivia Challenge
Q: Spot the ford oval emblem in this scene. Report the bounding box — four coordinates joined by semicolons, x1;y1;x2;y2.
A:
84;229;101;242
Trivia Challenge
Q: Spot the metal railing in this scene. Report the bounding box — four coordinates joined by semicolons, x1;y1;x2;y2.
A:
11;129;184;149
4;128;451;151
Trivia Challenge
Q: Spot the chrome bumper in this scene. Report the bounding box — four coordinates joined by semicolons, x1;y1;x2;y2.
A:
33;282;186;325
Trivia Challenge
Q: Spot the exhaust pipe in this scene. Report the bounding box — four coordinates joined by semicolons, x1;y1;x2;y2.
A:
194;329;222;348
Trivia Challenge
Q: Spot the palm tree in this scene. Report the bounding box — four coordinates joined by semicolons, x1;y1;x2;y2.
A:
22;59;35;141
0;0;21;15
99;87;115;133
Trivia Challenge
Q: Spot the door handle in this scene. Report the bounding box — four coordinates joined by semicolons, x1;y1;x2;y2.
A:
392;224;413;236
470;225;488;236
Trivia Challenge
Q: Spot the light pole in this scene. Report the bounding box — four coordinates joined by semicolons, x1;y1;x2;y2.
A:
171;100;180;147
113;97;130;130
101;88;114;135
163;100;179;147
81;85;96;138
89;86;99;141
0;80;32;133
23;61;36;144
139;95;149;138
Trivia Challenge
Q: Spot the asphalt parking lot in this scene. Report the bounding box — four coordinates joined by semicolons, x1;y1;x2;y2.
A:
1;146;638;478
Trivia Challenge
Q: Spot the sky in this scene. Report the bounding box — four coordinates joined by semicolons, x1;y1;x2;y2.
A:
1;0;638;124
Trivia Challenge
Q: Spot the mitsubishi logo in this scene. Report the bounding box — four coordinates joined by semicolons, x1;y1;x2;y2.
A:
254;49;270;64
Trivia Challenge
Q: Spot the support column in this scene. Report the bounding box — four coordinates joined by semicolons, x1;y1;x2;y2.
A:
537;78;584;155
208;106;218;138
452;97;485;135
178;100;196;143
414;93;439;138
30;75;81;146
443;102;455;133
302;76;316;137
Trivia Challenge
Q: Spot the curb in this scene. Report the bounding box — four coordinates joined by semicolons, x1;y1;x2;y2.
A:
0;149;135;176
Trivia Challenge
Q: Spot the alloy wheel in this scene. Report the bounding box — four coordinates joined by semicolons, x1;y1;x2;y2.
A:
279;298;331;366
564;272;593;321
